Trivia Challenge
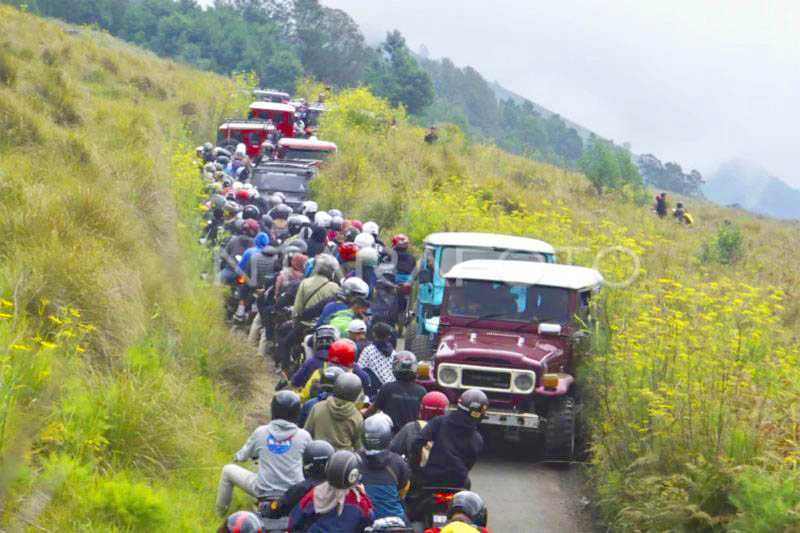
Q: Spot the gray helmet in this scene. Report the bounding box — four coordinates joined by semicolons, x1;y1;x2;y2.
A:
313;325;340;352
318;365;346;393
328;209;343;218
313;253;340;280
202;142;213;151
448;490;488;527
325;449;361;489
363;414;393;453
333;372;362;402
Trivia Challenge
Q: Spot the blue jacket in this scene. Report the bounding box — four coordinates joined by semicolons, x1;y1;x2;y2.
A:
291;350;327;389
239;232;270;271
357;450;409;521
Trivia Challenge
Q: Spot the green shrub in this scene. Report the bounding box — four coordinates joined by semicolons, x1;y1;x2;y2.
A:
700;220;744;264
729;469;800;532
88;477;168;530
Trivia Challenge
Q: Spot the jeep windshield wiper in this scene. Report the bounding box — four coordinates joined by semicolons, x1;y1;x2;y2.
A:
462;312;517;328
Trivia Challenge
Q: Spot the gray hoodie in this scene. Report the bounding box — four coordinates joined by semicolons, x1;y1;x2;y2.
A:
235;419;311;499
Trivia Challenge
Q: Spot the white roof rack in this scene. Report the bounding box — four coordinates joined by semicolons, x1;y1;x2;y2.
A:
249;101;296;113
444;260;603;290
423;232;555;255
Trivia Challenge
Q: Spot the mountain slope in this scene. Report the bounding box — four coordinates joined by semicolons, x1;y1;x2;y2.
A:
704;159;800;220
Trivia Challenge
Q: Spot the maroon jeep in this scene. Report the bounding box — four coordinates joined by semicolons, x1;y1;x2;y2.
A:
417;259;603;460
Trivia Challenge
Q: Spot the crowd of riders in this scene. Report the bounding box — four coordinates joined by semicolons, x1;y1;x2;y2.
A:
194;139;494;532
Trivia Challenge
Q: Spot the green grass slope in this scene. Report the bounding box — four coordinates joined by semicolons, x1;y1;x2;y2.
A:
0;7;259;530
313;89;800;531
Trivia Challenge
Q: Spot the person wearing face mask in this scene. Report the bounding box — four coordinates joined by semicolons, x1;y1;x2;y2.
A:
357;322;396;394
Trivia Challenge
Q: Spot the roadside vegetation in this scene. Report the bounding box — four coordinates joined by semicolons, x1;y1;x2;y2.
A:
0;7;262;529
2;5;800;531
313;89;800;531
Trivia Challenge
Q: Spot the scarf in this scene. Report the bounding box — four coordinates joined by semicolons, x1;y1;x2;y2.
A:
313;482;359;516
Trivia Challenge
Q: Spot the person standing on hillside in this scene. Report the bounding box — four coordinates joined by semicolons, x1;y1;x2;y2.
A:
655;192;668;218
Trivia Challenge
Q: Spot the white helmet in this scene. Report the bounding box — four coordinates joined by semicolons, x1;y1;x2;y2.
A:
341;277;369;299
347;319;368;334
357;247;380;267
354;232;375;249
363;221;380;237
302;201;318;216
314;211;332;228
235;143;247;155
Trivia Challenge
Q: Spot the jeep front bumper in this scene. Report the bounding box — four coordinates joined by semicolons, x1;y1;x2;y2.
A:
447;407;540;429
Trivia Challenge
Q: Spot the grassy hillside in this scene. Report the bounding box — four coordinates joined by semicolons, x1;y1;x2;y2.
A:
0;7;261;530
313;90;800;531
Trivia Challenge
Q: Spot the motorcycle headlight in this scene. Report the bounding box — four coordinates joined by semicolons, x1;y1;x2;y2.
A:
438;366;459;386
513;373;535;392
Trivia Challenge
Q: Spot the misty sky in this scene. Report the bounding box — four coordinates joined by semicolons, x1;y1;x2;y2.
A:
320;0;799;184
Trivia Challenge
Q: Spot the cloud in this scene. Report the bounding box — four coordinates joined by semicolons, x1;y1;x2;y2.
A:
323;0;800;184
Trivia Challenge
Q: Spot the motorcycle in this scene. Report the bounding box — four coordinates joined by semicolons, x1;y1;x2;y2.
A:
407;487;464;530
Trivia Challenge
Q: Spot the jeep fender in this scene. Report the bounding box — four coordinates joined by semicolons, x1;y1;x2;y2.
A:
535;373;574;397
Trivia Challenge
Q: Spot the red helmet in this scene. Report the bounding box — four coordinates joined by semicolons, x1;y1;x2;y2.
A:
327;339;356;367
419;391;449;420
391;234;410;249
338;242;358;263
236;189;250;202
350;220;363;231
242;219;260;237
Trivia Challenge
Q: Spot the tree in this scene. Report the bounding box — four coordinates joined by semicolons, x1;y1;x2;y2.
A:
579;138;642;194
366;30;434;114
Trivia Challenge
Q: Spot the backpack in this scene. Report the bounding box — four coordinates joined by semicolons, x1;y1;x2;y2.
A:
328;309;355;337
276;278;302;307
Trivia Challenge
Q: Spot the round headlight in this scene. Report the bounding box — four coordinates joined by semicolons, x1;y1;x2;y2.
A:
438;366;459;386
513;373;534;391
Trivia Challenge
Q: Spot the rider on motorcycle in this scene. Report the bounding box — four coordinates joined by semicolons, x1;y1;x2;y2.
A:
410;389;487;489
424;491;490;533
390;391;449;462
357;322;397;389
299;339;371;404
298;365;345;427
358;415;411;522
263;439;335;519
316;277;370;328
290;325;340;389
288;450;374;532
364;351;426;431
215;390;311;516
304;372;364;451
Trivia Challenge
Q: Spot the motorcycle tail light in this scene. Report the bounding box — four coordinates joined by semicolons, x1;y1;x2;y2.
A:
434;493;454;505
236;276;246;285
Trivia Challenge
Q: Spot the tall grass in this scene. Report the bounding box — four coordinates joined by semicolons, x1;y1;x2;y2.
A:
0;6;258;529
314;88;800;531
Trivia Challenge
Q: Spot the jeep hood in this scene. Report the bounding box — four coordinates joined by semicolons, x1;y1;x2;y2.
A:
437;328;562;365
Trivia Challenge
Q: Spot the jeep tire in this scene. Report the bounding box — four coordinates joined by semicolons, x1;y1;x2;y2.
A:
543;396;576;461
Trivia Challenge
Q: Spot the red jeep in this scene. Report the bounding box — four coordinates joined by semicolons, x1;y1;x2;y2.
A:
217;120;276;159
417;259;603;460
248;101;296;139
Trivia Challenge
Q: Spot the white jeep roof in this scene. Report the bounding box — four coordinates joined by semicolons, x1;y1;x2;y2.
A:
423;232;555;255
249;101;296;113
444;260;603;290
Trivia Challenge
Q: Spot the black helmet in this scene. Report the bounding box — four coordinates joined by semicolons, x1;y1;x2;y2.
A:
333;372;362;402
457;388;489;421
242;205;260;220
223;511;263;533
392;351;418;381
318;365;346;394
344;227;360;243
313;325;340;352
448;490;488;527
217;155;230;166
325;449;361;489
303;440;335;481
271;390;301;423
270;204;292;221
363;414;393;452
370;322;393;341
260;214;273;229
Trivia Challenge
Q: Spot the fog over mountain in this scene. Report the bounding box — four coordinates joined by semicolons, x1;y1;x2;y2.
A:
322;0;800;187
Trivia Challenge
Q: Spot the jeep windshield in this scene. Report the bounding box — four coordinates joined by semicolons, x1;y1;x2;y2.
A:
445;279;571;325
283;149;330;161
440;247;548;276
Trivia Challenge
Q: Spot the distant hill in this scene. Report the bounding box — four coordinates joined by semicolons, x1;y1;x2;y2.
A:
703;160;800;220
489;81;595;141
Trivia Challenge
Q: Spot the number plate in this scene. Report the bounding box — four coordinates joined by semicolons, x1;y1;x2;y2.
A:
433;514;448;526
483;411;540;428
